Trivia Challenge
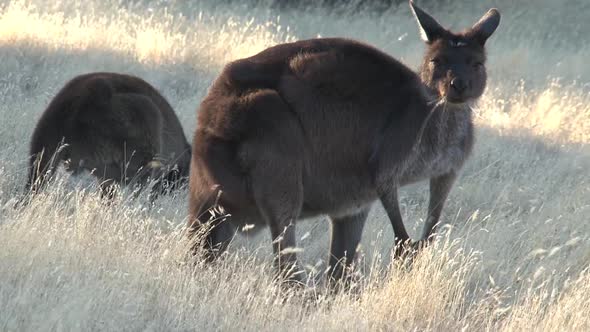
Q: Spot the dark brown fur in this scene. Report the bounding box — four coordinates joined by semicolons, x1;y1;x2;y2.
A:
189;1;500;283
27;72;191;197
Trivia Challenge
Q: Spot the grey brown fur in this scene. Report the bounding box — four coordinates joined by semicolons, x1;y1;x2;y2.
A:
189;1;500;282
27;72;191;197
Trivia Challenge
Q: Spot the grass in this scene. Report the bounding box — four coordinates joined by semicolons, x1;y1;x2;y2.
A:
0;0;589;330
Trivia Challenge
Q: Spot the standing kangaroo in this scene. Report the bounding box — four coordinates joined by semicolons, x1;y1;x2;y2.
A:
189;1;500;282
27;72;191;197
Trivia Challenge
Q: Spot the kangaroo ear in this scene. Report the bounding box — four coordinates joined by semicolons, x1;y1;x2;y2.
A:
409;1;445;43
470;8;501;45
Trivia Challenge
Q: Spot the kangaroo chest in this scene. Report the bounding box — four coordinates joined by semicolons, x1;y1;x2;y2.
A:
399;110;473;185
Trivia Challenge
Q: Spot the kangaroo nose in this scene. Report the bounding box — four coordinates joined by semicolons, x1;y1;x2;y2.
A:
450;78;467;94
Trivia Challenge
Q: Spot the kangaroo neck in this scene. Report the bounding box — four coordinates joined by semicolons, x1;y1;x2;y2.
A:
427;102;473;139
410;85;473;153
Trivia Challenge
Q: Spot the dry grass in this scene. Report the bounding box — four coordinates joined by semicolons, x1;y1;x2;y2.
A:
0;0;589;330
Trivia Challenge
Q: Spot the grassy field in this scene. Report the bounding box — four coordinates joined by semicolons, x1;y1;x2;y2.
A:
0;0;589;330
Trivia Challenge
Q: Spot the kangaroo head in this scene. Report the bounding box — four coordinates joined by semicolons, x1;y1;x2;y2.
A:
410;1;500;105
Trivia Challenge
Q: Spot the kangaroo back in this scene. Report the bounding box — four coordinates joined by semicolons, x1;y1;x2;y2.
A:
224;38;347;90
27;75;114;192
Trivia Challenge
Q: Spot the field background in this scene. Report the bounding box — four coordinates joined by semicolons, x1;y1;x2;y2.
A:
0;0;589;330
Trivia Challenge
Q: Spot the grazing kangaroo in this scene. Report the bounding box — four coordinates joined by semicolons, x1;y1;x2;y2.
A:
189;1;500;282
27;72;191;198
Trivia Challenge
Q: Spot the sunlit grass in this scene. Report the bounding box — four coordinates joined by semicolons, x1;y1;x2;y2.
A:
0;0;294;68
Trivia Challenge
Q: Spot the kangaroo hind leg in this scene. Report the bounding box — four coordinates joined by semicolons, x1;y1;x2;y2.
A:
328;208;369;285
240;89;306;283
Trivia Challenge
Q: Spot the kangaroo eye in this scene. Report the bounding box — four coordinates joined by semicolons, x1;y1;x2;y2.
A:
430;58;441;65
473;62;484;68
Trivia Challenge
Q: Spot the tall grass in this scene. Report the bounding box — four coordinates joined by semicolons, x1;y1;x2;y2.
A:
0;0;589;330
